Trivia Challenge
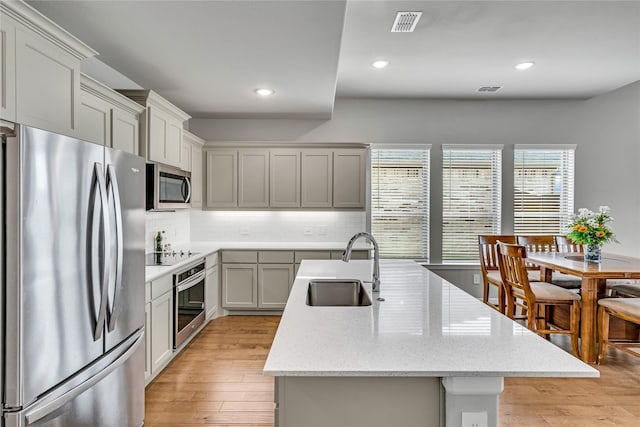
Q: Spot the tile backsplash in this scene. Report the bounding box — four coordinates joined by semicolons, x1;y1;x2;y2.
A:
145;210;191;253
145;209;367;252
190;210;366;243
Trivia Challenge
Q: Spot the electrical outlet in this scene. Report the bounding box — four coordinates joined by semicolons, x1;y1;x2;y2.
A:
304;227;313;236
473;274;481;285
462;411;487;427
317;225;327;236
239;226;250;236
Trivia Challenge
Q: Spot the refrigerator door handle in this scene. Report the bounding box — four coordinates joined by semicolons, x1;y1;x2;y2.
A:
106;164;124;332
22;332;144;425
90;163;111;341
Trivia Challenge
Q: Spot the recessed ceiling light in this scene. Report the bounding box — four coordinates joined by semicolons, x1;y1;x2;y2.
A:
255;88;274;96
515;61;535;71
371;60;389;69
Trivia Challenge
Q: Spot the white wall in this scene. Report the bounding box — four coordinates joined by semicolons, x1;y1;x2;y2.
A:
572;82;640;256
191;81;640;257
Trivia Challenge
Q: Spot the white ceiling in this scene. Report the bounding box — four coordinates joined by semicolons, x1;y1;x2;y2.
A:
28;1;640;119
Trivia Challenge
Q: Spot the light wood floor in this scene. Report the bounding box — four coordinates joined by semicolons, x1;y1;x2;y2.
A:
145;315;640;427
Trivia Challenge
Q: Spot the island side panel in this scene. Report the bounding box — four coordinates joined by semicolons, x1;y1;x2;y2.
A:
275;376;441;427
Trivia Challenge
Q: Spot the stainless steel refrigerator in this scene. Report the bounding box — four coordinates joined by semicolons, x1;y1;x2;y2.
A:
1;125;145;426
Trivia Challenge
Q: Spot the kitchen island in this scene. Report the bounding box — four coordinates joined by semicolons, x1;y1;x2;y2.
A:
263;259;598;427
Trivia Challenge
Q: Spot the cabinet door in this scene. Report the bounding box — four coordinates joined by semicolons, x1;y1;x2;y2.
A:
15;23;80;137
76;89;110;146
205;265;219;320
181;139;192;172
301;149;333;208
222;263;257;309
148;107;168;164
258;264;294;309
190;143;203;208
144;301;151;382
150;290;174;374
206;150;237;208
111;108;139;155
270;149;300;208
166;118;183;168
238;150;269;208
0;16;16;122
333;149;366;208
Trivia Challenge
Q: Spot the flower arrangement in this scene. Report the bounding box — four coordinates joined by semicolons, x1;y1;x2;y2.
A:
567;206;616;248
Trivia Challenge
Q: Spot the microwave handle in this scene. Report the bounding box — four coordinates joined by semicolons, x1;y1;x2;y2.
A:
184;177;192;203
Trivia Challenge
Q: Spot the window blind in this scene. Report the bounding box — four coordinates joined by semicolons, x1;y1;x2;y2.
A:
442;146;502;261
371;147;430;259
514;147;575;234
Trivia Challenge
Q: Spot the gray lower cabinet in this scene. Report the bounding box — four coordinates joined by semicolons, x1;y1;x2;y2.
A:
222;263;258;308
258;264;294;309
205;264;219;319
150;289;173;374
222;250;368;310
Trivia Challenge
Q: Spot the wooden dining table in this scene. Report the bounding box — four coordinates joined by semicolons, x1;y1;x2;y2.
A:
526;251;640;363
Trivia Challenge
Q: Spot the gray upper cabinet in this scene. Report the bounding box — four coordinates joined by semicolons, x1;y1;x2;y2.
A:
111;106;141;155
206;150;237;208
333;149;366;208
180;137;192;172
301;149;333;208
118;89;191;169
77;84;111;146
238;150;269;208
204;146;367;210
1;1;97;136
184;130;205;208
0;16;17;122
77;74;143;154
270;149;301;208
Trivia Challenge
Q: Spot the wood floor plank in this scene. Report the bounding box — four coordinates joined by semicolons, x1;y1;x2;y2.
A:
146;315;640;426
145;316;279;427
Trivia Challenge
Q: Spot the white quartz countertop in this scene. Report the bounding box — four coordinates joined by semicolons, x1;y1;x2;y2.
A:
144;241;371;282
263;259;599;378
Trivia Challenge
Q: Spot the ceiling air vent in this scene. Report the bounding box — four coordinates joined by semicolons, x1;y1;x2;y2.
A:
477;86;503;93
391;11;423;32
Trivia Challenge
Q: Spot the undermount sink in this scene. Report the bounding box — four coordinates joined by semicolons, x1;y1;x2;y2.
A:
306;279;372;306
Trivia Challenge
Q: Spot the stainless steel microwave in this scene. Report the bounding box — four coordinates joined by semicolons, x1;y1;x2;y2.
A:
146;164;191;210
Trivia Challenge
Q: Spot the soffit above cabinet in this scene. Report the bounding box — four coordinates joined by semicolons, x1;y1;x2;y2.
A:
26;0;346;120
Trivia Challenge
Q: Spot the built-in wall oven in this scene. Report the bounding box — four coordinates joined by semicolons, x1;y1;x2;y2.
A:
146;163;191;210
173;261;206;349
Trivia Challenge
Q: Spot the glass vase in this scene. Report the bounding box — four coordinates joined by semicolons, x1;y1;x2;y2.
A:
584;245;602;263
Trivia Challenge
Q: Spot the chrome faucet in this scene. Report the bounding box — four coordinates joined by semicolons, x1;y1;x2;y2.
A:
342;232;380;292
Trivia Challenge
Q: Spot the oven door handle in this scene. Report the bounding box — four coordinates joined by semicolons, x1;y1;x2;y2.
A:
176;271;206;293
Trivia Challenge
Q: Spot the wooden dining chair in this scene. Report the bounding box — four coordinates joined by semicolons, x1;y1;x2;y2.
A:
597;298;640;364
497;242;581;358
478;235;516;313
517;234;582;291
555;235;584;253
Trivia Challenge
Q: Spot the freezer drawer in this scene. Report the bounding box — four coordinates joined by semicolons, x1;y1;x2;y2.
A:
3;332;145;427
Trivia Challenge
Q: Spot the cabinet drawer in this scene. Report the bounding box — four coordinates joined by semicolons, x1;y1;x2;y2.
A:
206;252;218;268
151;274;173;300
222;251;258;263
294;251;331;263
259;251;294;264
